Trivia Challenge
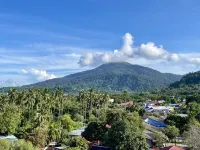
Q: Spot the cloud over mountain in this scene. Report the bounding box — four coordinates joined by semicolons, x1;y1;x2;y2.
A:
21;69;56;81
78;33;184;67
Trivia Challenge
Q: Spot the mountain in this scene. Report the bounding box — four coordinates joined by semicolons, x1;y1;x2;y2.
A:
170;71;200;88
22;62;182;93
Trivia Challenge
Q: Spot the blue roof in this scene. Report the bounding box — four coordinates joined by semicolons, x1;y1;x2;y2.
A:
145;118;167;127
91;146;111;150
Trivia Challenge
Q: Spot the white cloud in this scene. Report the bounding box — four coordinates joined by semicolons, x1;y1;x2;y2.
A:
138;42;168;59
167;53;180;62
21;69;28;74
78;33;200;68
79;53;94;67
121;33;134;57
21;68;57;81
188;58;200;65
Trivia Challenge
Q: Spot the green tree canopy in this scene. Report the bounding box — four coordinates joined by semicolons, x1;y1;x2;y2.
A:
186;102;200;118
0;104;21;134
155;131;168;148
103;110;148;150
0;140;10;150
82;122;107;142
184;125;200;150
163;125;179;142
68;137;89;150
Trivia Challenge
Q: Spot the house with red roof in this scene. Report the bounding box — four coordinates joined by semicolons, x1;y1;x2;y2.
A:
151;146;184;150
120;101;133;106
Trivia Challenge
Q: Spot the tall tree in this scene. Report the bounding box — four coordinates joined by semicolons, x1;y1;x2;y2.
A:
163;125;179;144
0;104;21;134
103;110;148;150
184;125;200;150
82;122;107;142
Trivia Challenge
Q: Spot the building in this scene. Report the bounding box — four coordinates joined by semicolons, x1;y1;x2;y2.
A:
144;118;167;128
91;146;111;150
0;135;17;142
151;146;184;150
120;101;134;106
68;127;86;138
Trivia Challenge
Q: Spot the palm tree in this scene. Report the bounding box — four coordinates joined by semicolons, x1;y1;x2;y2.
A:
8;88;18;104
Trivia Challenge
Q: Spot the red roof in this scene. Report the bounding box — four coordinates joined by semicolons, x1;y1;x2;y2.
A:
120;101;133;106
160;146;184;150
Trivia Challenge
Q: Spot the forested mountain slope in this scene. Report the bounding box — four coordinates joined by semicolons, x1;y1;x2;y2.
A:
22;62;182;93
170;71;200;88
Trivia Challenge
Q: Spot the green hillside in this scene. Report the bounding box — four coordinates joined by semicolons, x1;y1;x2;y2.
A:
21;62;182;93
170;71;200;88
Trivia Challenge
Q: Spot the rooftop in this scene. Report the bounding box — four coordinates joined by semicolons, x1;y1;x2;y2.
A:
160;146;184;150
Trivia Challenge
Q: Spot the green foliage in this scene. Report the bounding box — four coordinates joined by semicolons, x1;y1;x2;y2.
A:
186;95;200;105
0;88;113;147
82;122;107;142
0;139;10;150
126;104;145;116
183;125;200;150
0;104;21;134
58;114;79;133
68;137;89;150
68;147;81;150
103;110;148;150
11;139;39;150
170;71;200;88
48;114;79;142
164;115;189;134
0;139;39;150
163;125;179;142
155;131;168;147
186;102;200;117
26;126;48;148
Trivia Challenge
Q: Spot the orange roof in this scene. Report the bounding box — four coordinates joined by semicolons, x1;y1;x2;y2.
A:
120;101;133;106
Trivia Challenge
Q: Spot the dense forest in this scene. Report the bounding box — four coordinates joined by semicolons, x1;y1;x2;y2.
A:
1;87;200;149
151;71;200;96
19;62;182;93
170;71;200;88
0;88;151;149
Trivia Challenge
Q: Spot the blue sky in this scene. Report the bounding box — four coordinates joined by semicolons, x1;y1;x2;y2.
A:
1;0;200;86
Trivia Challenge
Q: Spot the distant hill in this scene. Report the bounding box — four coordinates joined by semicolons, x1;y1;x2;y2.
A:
21;62;182;93
170;71;200;88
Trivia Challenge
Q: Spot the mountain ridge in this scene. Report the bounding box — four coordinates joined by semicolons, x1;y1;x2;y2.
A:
22;62;182;93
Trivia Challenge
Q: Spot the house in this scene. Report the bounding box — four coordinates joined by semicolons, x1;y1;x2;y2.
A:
91;145;111;150
160;146;184;150
176;114;188;118
170;104;180;108
120;101;133;106
145;107;154;113
54;146;69;150
44;142;62;150
0;135;17;142
144;118;167;128
151;146;184;150
68;127;86;138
